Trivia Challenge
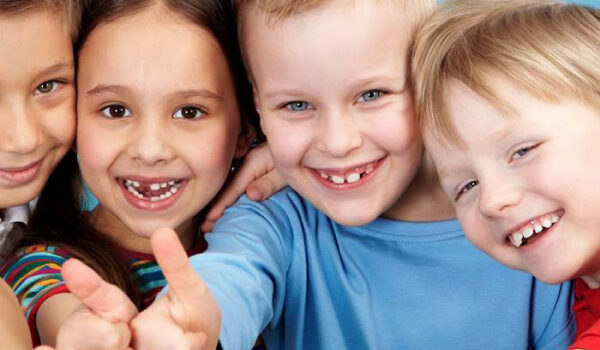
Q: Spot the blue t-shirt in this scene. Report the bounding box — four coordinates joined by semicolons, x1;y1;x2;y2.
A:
185;188;574;349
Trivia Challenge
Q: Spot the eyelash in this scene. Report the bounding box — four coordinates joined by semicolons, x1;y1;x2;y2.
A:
283;101;313;112
100;104;131;119
173;106;206;120
357;89;387;103
510;143;539;161
34;80;63;95
455;179;479;202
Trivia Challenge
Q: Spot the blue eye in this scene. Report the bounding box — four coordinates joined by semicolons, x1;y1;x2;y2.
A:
357;90;385;103
285;101;313;112
511;144;539;161
173;106;205;120
100;104;131;119
456;180;478;201
34;80;61;95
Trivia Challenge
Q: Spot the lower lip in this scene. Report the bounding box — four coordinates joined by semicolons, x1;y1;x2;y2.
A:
0;161;42;185
119;180;188;211
309;157;386;191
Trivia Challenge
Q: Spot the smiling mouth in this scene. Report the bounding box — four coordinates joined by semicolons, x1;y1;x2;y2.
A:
507;211;562;248
312;158;383;187
119;178;184;202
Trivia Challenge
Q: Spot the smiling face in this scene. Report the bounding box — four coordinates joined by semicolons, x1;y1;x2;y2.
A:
0;9;75;208
425;76;600;284
243;0;423;226
77;6;243;250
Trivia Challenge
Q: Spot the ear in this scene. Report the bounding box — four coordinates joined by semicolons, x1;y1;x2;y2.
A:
234;125;255;158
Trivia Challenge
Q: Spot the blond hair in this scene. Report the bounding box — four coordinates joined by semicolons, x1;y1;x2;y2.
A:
412;0;600;145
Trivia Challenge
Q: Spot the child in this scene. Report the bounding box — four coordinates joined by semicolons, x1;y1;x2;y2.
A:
0;0;80;348
59;0;576;349
411;0;600;348
0;0;255;347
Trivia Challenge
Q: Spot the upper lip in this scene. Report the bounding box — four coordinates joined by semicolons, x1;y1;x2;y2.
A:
117;175;184;182
309;157;384;175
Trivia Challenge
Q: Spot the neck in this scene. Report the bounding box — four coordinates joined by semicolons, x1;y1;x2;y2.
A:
383;152;455;222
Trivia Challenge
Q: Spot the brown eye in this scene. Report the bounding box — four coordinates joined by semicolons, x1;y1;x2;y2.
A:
173;106;204;120
100;104;131;119
35;81;59;94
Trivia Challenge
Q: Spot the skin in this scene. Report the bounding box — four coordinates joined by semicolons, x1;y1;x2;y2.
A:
425;76;600;286
37;3;247;348
0;8;75;349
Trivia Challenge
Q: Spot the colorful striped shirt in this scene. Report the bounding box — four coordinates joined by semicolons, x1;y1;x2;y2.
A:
0;243;204;345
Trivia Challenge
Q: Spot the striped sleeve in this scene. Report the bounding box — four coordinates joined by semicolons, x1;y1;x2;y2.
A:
0;245;71;344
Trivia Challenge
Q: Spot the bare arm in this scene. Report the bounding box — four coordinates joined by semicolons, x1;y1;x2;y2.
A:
0;279;32;350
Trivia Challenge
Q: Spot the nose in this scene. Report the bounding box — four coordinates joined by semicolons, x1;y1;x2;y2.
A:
0;102;43;154
477;177;522;218
127;114;175;165
316;109;362;157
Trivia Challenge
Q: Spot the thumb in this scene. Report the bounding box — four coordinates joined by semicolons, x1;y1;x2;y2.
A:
246;168;286;201
62;259;138;323
151;228;209;298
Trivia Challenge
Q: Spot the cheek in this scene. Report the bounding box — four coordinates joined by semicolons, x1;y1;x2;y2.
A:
43;103;76;148
262;119;308;167
77;120;119;174
186;125;237;177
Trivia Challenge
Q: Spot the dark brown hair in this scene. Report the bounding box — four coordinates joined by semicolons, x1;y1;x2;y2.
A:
11;0;258;308
0;0;81;40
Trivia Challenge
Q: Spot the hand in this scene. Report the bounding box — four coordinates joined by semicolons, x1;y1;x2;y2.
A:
51;259;138;350
131;228;221;350
201;143;285;232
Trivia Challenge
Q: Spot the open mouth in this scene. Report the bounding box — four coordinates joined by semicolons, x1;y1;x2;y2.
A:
117;177;188;211
312;157;384;188
507;211;562;248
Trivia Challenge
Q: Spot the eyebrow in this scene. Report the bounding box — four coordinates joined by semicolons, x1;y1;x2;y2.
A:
35;62;74;80
87;85;222;102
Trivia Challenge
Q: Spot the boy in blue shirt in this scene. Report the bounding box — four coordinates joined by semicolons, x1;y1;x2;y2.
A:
55;0;575;349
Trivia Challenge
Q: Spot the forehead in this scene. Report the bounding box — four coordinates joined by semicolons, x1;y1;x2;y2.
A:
243;0;415;90
77;8;231;95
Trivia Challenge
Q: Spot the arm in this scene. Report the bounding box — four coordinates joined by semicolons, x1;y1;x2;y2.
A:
0;279;32;350
201;143;286;232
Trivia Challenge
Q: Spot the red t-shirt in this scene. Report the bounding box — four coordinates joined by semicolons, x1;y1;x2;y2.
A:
570;278;600;349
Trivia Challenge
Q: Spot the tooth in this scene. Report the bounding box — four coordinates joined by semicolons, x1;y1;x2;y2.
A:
365;165;374;174
331;175;344;184
133;181;140;187
159;194;167;200
166;191;172;198
320;172;328;179
126;179;133;185
346;173;360;184
168;181;175;186
150;183;160;191
534;223;543;233
135;193;143;199
160;182;168;188
510;233;523;247
151;196;160;202
170;187;178;194
551;215;559;223
522;226;534;238
541;217;552;228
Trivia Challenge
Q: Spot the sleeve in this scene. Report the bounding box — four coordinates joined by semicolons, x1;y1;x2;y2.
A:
569;320;600;350
531;280;576;349
188;194;295;350
0;245;71;344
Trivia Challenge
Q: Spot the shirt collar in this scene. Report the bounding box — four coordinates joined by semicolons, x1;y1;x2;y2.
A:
0;204;30;224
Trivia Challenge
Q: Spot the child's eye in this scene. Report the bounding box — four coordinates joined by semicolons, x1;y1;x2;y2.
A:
357;89;385;103
34;80;61;95
173;106;205;120
510;144;539;161
455;180;479;202
284;101;313;112
100;104;131;119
